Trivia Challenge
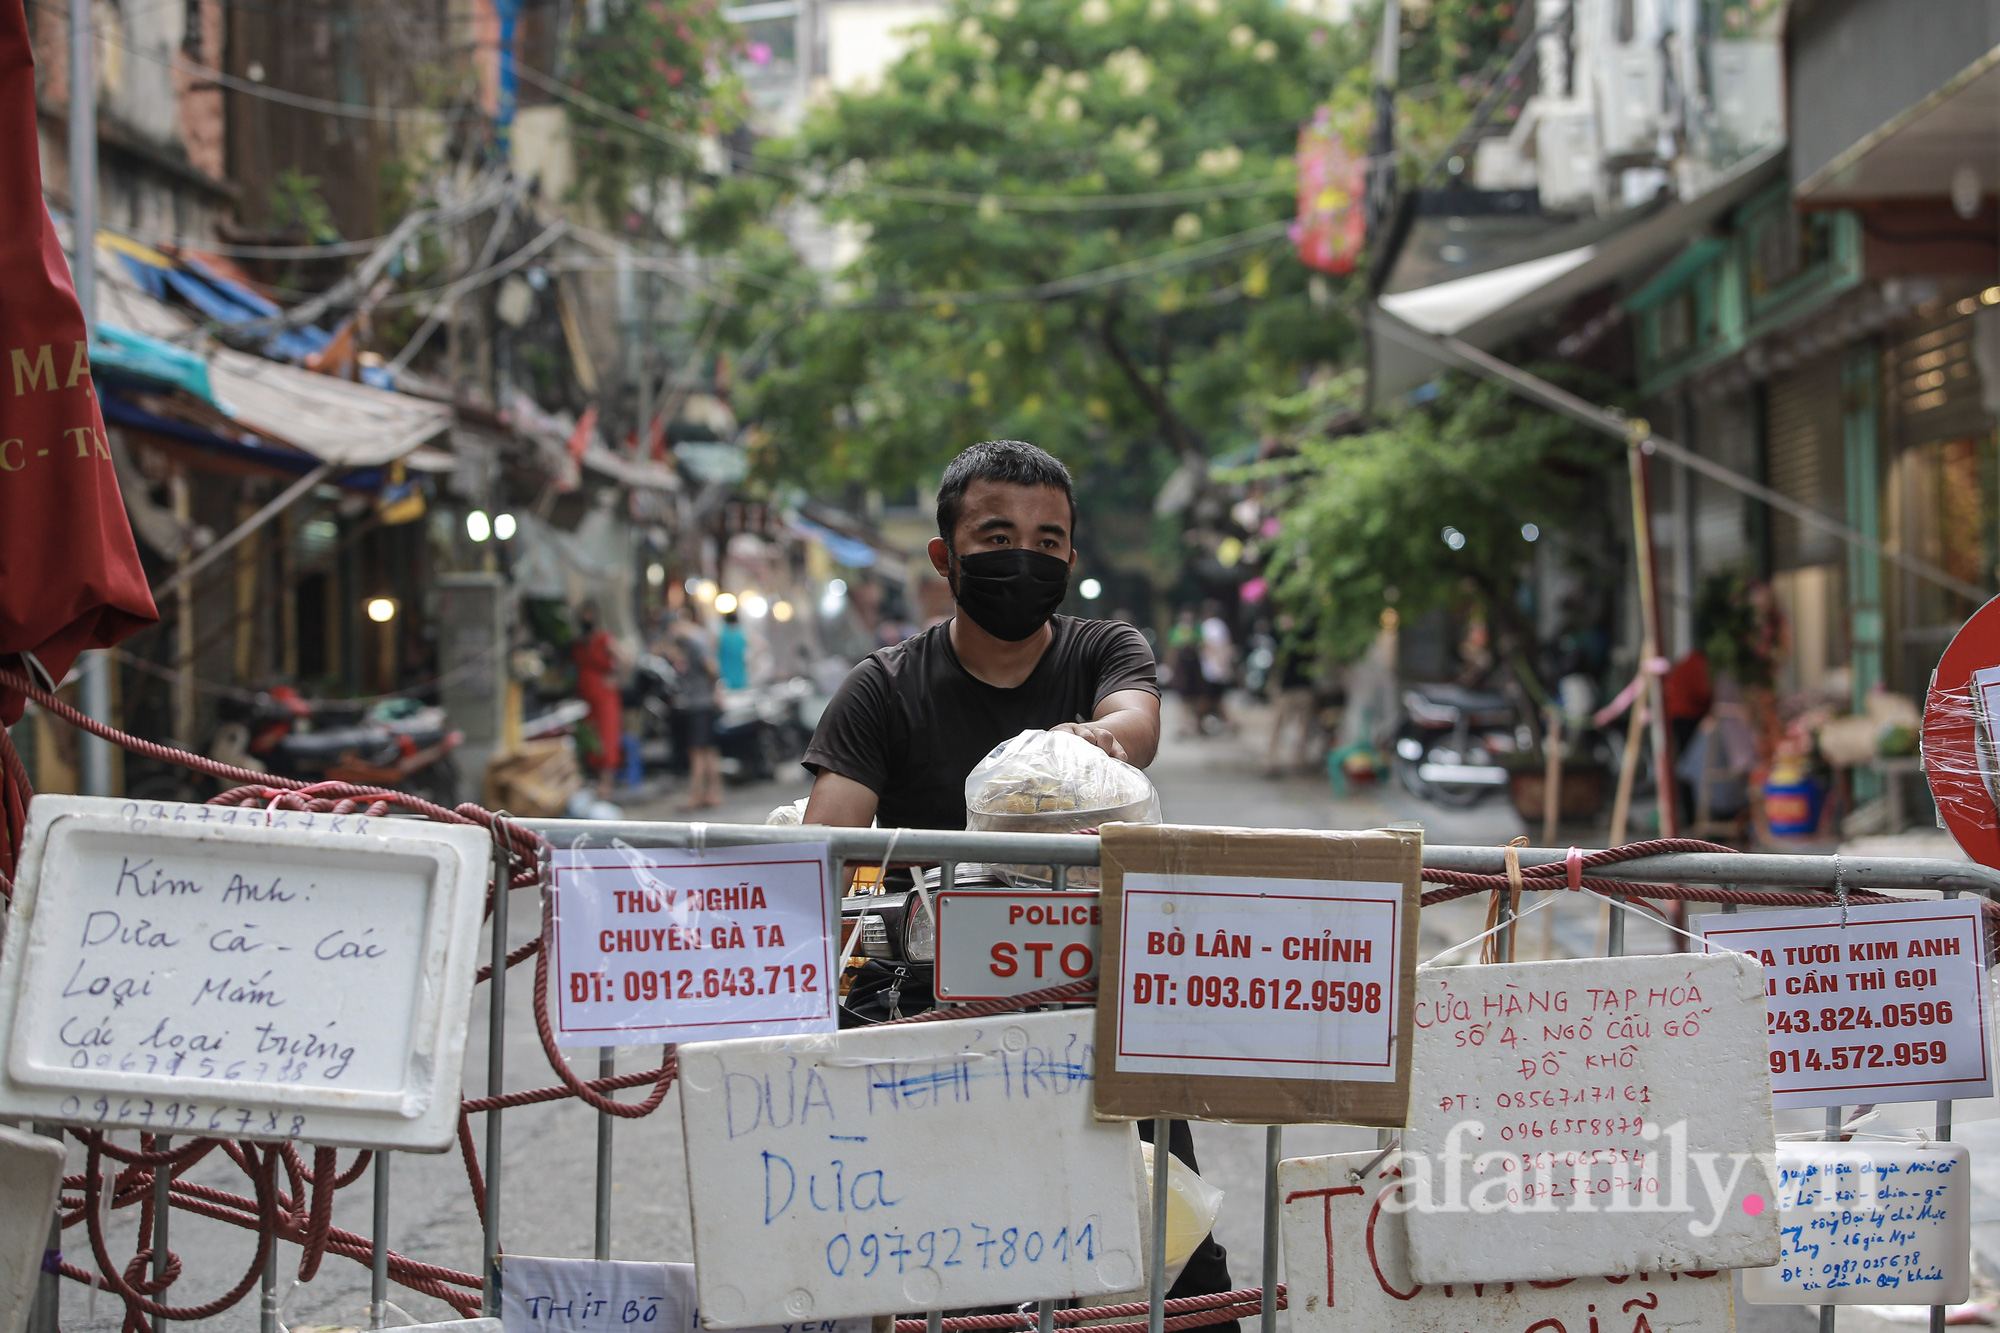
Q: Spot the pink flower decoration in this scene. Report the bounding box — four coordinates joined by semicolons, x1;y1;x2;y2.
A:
748;41;772;64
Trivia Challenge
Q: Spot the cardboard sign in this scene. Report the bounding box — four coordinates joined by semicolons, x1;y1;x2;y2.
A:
1094;825;1420;1126
0;796;490;1150
1742;1142;1971;1307
1401;954;1779;1285
1278;1150;1734;1333
498;1257;865;1333
934;890;1100;1002
1695;898;1994;1109
0;1125;63;1333
677;1008;1144;1327
551;845;835;1047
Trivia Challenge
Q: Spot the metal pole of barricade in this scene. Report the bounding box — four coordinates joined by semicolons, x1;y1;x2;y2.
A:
1821;1105;1842;1333
595;1047;615;1260
1148;1116;1171;1333
371;1152;391;1329
1497;890;1515;963
151;1135;171;1333
1259;1126;1281;1333
26;1125;60;1333
260;1230;280;1333
1933;889;1959;1333
1607;898;1625;957
483;860;510;1316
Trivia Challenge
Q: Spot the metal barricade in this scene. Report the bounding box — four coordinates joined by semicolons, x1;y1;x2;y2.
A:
31;822;2000;1333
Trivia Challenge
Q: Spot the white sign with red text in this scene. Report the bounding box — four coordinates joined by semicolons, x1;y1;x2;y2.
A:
934;891;1101;1001
1112;873;1403;1082
1696;897;1993;1110
551;845;834;1047
1279;1150;1735;1333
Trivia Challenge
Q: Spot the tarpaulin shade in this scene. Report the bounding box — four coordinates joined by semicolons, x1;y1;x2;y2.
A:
0;0;158;725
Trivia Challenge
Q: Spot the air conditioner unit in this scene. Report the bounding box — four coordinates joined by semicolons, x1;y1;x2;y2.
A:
1536;104;1600;213
1709;39;1782;152
1598;49;1661;157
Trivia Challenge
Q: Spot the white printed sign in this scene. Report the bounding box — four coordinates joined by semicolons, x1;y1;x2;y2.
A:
498;1257;866;1333
1401;954;1779;1285
1112;872;1403;1082
1742;1142;1971;1306
677;1008;1144;1327
1279;1150;1734;1333
551;845;835;1047
0;796;490;1150
935;890;1100;1001
1696;898;1994;1109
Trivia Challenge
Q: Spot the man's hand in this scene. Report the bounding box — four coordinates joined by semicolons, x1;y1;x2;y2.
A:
1053;720;1129;763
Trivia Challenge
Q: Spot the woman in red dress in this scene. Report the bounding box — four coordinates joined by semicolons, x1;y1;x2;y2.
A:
572;603;622;798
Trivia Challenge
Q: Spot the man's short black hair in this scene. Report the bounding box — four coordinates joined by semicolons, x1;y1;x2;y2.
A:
935;440;1076;544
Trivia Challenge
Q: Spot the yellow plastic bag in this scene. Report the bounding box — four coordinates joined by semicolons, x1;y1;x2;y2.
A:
1139;1142;1225;1285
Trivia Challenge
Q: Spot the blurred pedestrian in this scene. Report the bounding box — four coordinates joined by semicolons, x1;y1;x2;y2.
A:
717;609;749;690
1265;616;1317;776
1168;608;1207;737
571;602;622;798
664;614;724;811
1198;600;1236;732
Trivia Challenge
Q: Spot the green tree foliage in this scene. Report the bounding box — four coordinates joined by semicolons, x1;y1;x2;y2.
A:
571;0;746;227
1269;372;1616;690
699;0;1364;498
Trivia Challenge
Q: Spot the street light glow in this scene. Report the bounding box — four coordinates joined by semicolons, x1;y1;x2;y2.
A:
494;512;517;540
744;594;770;619
366;597;398;623
1521;523;1540;542
1079;578;1103;600
1441;526;1467;551
713;592;740;615
646;563;666;586
466;510;491;542
772;600;795;622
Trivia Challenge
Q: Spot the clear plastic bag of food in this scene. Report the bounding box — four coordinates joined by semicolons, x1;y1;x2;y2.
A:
963;728;1161;888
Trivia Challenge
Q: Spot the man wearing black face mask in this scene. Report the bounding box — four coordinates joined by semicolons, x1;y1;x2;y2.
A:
801;439;1161;831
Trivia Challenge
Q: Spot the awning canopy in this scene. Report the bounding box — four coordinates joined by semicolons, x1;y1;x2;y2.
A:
208;349;451;467
1369;145;1786;404
1795;44;2000;204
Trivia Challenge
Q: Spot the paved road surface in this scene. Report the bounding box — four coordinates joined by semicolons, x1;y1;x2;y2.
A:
49;697;1984;1333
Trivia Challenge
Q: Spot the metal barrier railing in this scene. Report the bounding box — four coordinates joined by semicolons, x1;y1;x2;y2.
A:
27;819;1997;1333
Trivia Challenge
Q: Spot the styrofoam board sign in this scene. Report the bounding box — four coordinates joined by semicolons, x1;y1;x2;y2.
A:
0;1124;64;1333
678;1008;1145;1326
1401;954;1779;1284
1279;1150;1734;1333
0;795;491;1150
1696;898;1994;1109
499;1257;868;1333
1742;1141;1971;1306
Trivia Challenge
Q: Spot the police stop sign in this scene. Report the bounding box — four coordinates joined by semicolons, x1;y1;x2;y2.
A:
933;890;1101;1001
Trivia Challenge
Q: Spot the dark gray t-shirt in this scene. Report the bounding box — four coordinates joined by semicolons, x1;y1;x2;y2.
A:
803;615;1159;829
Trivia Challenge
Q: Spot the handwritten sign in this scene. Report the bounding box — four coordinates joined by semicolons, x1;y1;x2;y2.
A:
934;890;1100;1002
0;796;490;1150
1742;1142;1971;1306
1401;955;1778;1285
551;845;835;1047
1279;1150;1733;1333
676;1008;1144;1327
1696;898;1994;1109
1;1125;64;1333
1112;872;1403;1081
498;1257;866;1333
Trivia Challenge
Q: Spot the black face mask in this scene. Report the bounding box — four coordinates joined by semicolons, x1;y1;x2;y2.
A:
950;547;1071;642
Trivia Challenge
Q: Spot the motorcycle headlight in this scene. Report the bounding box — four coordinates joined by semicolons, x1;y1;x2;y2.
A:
1396;737;1424;761
857;912;895;959
903;892;935;964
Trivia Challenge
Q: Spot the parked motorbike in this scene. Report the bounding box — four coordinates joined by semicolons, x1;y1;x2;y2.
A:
626;656;814;785
219;688;462;803
1391;682;1523;808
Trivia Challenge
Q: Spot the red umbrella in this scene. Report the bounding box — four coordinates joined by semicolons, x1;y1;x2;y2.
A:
2;1;160;880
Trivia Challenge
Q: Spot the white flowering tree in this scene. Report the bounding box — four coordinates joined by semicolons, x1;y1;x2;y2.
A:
693;0;1361;503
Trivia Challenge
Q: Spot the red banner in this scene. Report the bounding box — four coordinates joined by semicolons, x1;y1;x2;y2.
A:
1;2;158;725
